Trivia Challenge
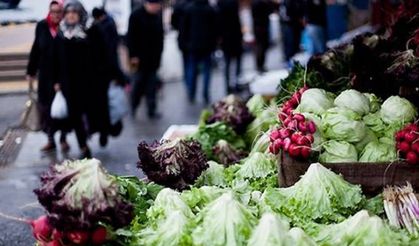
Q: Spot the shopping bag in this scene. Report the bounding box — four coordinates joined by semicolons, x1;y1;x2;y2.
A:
50;91;68;119
20;88;41;131
108;82;129;125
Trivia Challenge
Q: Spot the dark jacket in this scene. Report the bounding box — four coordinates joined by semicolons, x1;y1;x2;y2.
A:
127;6;164;71
217;0;243;56
86;23;112;134
97;15;126;83
55;32;92;118
304;0;327;27
183;0;217;56
27;20;59;105
279;0;304;25
251;0;275;45
171;0;192;52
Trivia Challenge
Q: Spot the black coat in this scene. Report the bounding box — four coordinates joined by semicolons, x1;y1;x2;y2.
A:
217;0;243;56
171;0;192;52
55;32;92;119
97;15;125;83
127;6;164;71
27;20;59;106
183;0;217;56
304;0;327;27
251;0;275;46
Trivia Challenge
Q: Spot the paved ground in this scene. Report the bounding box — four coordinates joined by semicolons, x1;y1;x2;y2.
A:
0;12;285;244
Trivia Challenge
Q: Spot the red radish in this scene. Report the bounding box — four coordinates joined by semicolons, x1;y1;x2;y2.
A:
31;215;53;242
299;86;308;94
273;139;283;149
404;132;416;143
398;142;411;153
278;128;291;139
293;114;305;122
305;134;314;144
66;231;90;245
91;226;107;245
300;147;311;159
291;132;302;144
395;131;405;141
279;113;287;121
307;121;316;134
406;151;418;165
269;144;277;154
283;117;292;126
297;136;311;146
412;142;419;154
288;144;300;158
285;107;292;115
45;240;62;246
289;97;298;107
283;138;291;151
52;230;62;241
288;120;298;130
270;131;280;141
297;121;307;133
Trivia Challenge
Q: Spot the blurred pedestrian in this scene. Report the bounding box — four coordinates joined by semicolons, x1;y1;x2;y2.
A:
304;0;327;55
183;0;217;103
171;0;192;83
218;0;243;94
55;0;91;158
127;0;164;119
251;0;275;73
279;0;304;64
26;0;69;153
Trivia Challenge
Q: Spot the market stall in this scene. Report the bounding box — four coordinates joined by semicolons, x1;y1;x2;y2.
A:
13;4;419;246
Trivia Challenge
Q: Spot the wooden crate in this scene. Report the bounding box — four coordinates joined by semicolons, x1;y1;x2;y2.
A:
278;153;419;196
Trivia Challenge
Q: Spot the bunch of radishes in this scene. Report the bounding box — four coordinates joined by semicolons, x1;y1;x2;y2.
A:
31;215;108;246
269;113;317;159
396;123;419;164
278;86;308;121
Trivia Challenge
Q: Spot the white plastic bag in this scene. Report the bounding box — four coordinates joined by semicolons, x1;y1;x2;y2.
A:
50;91;68;119
108;82;129;125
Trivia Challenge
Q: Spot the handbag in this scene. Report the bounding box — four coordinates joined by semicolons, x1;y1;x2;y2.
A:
20;86;41;131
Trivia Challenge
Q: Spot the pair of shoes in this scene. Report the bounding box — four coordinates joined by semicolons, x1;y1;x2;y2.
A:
99;134;108;148
79;147;92;159
40;142;56;152
60;141;70;153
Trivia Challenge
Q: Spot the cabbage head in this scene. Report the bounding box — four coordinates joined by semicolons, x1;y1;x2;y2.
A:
296;88;334;115
380;96;417;125
359;142;397;162
320;140;358;163
334;89;370;116
354;128;378;153
246;94;266;116
321;107;366;143
363;113;387;137
363;93;382;113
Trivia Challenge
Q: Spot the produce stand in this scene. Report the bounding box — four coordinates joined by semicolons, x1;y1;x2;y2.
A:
279;153;419;196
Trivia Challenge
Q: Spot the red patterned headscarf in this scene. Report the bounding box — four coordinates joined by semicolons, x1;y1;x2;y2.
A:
46;0;64;37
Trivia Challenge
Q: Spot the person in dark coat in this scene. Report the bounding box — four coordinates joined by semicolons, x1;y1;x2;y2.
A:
55;1;91;158
171;0;192;83
127;0;164;119
251;0;275;72
183;0;217;103
27;0;68;152
218;0;243;94
303;0;327;55
279;0;304;64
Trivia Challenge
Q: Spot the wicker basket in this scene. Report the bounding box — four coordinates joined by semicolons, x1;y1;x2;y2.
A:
278;153;419;196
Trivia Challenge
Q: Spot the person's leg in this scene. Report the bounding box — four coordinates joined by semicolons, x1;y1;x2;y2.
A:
234;53;242;91
73;113;91;158
130;71;144;116
306;24;326;55
281;23;294;61
202;54;212;104
186;54;198;102
224;54;231;94
144;70;158;118
59;130;70;152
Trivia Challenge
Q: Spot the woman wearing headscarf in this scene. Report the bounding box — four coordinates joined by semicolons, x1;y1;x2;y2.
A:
26;0;69;153
55;0;92;158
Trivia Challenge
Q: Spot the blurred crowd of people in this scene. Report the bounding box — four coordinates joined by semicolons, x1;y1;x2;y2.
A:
27;0;368;157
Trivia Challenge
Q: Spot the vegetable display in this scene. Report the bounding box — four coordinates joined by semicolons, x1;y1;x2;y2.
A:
396;123;419;164
137;139;208;190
